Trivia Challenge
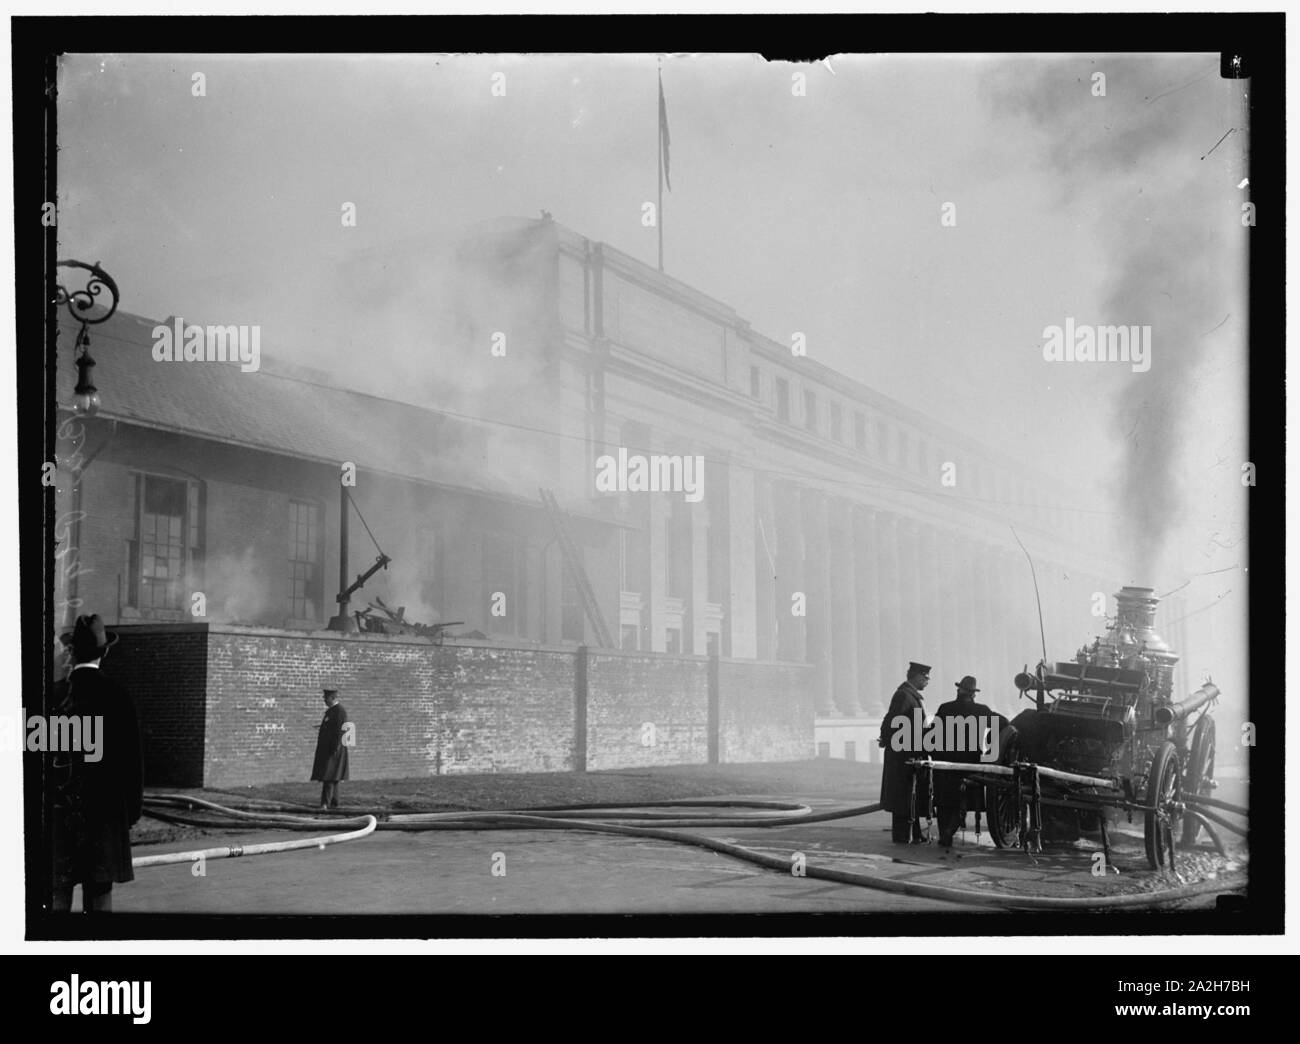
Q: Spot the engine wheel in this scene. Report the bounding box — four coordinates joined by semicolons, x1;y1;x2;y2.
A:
1180;716;1216;847
1144;740;1183;870
986;782;1025;848
986;725;1022;849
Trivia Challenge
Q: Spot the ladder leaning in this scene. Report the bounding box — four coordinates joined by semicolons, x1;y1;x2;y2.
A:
539;487;614;649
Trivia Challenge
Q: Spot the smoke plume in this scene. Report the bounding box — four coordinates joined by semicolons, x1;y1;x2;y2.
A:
982;56;1247;582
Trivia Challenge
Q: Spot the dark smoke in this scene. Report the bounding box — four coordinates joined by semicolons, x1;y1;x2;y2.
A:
982;56;1244;579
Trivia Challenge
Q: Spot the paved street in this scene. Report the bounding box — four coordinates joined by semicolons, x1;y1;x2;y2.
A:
111;778;1247;917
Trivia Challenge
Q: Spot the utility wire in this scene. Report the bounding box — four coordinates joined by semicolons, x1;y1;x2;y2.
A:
346;488;387;558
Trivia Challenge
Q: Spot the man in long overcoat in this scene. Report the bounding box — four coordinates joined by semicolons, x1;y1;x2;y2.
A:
51;614;144;913
932;675;1009;848
311;688;350;809
878;661;930;843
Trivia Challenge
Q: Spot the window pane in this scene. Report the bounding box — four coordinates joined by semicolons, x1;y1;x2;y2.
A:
288;500;321;619
137;476;188;609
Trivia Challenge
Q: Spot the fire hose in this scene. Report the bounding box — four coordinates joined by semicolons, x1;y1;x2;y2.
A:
133;814;377;868
137;793;1246;911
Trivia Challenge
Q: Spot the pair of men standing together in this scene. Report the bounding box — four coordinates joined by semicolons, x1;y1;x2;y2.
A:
877;661;1008;847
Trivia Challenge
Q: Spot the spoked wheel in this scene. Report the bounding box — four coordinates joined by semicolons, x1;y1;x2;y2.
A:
986;782;1025;848
986;725;1023;849
1144;740;1183;870
1180;716;1216;847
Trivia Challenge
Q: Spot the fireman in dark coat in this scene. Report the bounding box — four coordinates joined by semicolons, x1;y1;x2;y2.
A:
311;688;350;809
878;662;930;843
932;676;1009;848
51;615;144;913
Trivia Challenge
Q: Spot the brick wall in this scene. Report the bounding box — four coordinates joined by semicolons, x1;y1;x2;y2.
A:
721;659;817;763
104;624;814;787
108;625;209;787
586;650;710;769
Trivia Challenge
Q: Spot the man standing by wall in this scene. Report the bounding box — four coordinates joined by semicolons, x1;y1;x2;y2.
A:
312;688;350;809
878;661;930;843
51;614;144;913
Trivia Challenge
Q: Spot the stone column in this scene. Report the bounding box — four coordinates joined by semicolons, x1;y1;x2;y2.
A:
896;518;925;679
936;526;963;685
873;512;903;702
967;539;995;695
729;465;760;660
916;522;946;685
772;479;805;663
852;506;883;715
829;498;861;715
690;495;709;656
1006;545;1038;673
647;491;667;652
992;546;1019;683
801;488;835;716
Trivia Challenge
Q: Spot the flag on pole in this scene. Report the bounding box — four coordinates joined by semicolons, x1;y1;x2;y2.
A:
658;70;672;192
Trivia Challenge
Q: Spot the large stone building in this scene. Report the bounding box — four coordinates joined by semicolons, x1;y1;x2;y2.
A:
53;216;1191;774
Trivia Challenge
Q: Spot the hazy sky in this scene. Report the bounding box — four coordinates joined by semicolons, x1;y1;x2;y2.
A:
57;51;1249;615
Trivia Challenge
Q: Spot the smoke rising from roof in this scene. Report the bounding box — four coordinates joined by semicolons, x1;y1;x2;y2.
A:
264;216;586;502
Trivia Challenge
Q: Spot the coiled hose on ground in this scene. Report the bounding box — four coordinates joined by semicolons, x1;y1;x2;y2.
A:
137;793;1246;912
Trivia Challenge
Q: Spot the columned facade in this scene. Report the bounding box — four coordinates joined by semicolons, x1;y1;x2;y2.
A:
852;506;883;714
828;498;860;716
873;512;903;700
772;479;805;664
800;488;835;716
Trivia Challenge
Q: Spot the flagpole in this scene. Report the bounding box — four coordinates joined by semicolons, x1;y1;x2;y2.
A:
657;63;664;273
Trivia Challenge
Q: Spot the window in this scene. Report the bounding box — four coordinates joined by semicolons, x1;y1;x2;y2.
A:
288;499;321;620
876;420;889;457
483;530;527;637
817;742;831;759
128;474;202;611
621;623;640;651
665;628;681;654
830;403;843;442
844;741;857;762
804;389;817;433
749;365;761;398
560;563;584;641
775;377;790;421
854;412;866;450
897;430;909;466
706;632;720;658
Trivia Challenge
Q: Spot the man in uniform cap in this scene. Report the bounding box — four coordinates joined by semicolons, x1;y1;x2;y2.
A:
51;614;143;912
311;688;350;809
932;675;1009;848
878;661;930;843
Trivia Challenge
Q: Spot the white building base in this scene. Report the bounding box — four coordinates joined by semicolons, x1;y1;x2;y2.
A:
815;717;883;764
